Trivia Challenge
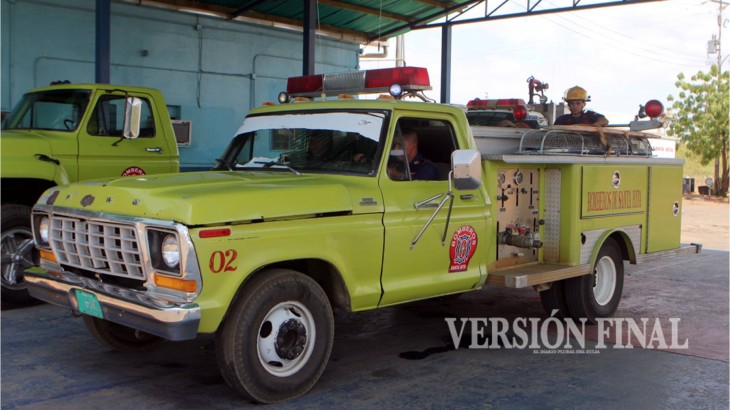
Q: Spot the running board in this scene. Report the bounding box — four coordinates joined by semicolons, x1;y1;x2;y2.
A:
486;264;592;288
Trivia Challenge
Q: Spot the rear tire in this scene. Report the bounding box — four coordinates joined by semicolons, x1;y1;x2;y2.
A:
83;316;164;351
216;269;334;403
565;238;624;324
539;280;569;319
1;204;38;304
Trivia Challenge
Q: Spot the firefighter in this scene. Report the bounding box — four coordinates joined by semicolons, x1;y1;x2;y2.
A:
554;86;608;126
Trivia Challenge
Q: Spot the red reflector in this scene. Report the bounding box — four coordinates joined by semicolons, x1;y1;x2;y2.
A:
645;99;664;118
199;228;231;238
287;74;323;94
513;105;528;121
364;67;430;89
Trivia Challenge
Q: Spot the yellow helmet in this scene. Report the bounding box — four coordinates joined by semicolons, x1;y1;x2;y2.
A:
563;86;590;102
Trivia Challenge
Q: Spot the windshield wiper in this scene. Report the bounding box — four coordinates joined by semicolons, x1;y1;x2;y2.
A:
214;158;236;171
255;160;301;176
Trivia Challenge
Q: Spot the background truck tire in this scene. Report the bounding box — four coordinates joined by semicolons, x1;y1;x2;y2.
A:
215;269;334;404
565;238;624;324
83;316;164;351
1;204;39;304
539;279;569;319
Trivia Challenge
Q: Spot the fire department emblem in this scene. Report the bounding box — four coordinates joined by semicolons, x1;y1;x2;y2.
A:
122;166;146;176
449;225;478;272
612;171;621;189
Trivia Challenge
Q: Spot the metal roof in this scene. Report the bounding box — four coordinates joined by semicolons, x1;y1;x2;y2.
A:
124;0;665;45
123;0;481;44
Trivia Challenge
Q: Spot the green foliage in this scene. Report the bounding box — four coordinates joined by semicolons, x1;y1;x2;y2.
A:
667;65;729;195
677;144;714;177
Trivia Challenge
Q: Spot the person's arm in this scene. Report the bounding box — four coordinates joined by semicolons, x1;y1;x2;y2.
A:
593;115;608;126
589;111;608;126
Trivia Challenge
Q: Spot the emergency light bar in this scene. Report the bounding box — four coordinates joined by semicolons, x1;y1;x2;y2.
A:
467;98;527;110
280;67;431;102
467;98;529;121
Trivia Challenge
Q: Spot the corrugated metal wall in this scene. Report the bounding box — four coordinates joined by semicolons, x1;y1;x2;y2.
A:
1;0;359;169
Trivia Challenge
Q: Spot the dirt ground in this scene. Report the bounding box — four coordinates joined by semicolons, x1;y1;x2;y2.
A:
681;195;729;250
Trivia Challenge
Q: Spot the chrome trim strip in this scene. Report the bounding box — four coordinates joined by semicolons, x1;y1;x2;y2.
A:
485;154;684;165
636;243;702;263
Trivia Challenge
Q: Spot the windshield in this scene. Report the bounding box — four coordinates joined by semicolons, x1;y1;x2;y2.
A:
2;89;91;131
216;111;386;175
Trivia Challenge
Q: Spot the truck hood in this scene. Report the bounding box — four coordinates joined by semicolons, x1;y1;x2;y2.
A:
0;129;54;157
42;171;372;225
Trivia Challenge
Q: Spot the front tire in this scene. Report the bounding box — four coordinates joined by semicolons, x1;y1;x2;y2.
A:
216;269;334;403
1;204;38;304
83;316;164;351
565;238;624;324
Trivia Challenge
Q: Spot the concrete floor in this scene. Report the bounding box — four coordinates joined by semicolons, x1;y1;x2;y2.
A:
2;249;728;409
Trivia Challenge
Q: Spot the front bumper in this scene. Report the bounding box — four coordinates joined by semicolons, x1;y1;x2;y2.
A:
25;267;200;341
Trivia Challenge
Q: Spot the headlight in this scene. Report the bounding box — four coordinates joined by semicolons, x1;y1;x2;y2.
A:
148;229;181;274
32;213;51;248
38;216;50;244
161;234;180;269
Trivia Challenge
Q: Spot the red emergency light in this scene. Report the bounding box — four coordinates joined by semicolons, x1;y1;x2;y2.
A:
644;99;664;118
281;67;431;101
512;104;528;121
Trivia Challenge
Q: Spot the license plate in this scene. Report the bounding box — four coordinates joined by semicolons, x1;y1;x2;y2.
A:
75;289;104;319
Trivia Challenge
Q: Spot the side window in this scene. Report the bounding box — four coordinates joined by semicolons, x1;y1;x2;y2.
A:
86;95;155;138
387;118;457;181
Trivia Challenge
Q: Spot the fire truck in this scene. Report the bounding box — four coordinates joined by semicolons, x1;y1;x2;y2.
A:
24;67;698;403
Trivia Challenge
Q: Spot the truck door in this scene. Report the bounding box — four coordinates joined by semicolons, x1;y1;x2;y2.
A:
378;115;488;306
77;92;177;180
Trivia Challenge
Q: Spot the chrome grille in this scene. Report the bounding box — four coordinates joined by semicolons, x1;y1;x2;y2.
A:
50;216;145;279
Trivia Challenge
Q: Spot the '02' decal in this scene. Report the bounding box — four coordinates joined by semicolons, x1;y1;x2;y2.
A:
449;226;478;272
209;249;238;273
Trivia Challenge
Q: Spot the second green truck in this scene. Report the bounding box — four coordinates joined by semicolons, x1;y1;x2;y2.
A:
1;83;179;302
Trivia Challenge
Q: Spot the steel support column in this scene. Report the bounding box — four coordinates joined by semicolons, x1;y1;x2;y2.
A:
440;24;452;104
95;0;111;84
303;0;316;75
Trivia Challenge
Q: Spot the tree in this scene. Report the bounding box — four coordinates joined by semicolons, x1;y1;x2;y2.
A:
667;64;729;197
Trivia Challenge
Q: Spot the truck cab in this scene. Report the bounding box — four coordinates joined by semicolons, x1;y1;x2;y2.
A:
1;83;179;302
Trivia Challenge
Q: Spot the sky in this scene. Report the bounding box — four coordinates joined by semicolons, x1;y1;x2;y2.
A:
360;0;722;125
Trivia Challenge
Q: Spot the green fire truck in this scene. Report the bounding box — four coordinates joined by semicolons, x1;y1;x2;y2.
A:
23;67;698;403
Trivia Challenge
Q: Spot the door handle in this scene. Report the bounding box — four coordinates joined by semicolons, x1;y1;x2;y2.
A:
146;147;163;154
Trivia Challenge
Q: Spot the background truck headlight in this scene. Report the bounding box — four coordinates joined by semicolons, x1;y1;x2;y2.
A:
38;216;50;244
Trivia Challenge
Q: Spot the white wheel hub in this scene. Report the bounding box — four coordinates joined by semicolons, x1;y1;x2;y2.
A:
257;301;316;377
593;255;617;306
